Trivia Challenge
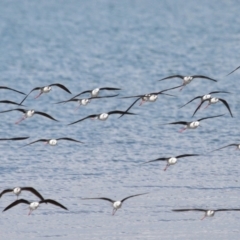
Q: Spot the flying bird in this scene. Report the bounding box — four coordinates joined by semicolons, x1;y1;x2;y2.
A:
82;193;147;215
55;94;119;110
119;85;181;117
20;83;71;104
192;97;233;117
68;110;136;125
21;138;84;147
142;154;199;171
226;65;240;76
0;86;26;95
0;187;44;200
0;108;58;124
210;143;240;152
163;114;225;132
159;75;217;91
172;208;240;220
69;87;121;100
3;198;68;215
179;91;231;109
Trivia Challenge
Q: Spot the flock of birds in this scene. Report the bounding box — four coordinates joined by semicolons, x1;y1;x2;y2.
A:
1;65;240;220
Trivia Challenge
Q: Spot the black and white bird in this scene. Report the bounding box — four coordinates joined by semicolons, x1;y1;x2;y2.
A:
69;87;121;100
20;83;71;104
68;110;136;125
192;97;233;117
163;114;225;132
0;187;44;200
3;198;68;215
143;154;199;171
119;85;181;117
55;94;119;110
211;143;240;152
0;137;29;141
159;75;217;91
226;65;240;76
21;138;84;147
0;108;58;124
179;91;231;109
0;86;26;95
172;208;240;220
82;193;147;215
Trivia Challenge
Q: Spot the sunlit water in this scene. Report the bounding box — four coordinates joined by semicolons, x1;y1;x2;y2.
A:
0;0;240;239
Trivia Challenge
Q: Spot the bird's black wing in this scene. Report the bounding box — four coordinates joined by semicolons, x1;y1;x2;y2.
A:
3;199;30;212
119;98;141;118
211;144;239;152
50;83;71;94
0;108;26;114
40;199;68;210
197;114;225;122
219;98;233;117
226;66;240;76
121;193;148;203
0;137;29;141
35;111;59;121
215;209;240;212
192;100;206;117
21;139;49;147
179;96;201;109
68;114;98;125
0;100;25;106
108;110;137;116
0;86;26;95
20;87;42;104
21;187;45;201
57;137;84;143
82;197;114;203
172;208;206;212
142;158;168;164
165;121;188;125
0;188;13;198
192;75;217;82
209;91;231;94
176;154;199;159
99;87;121;91
158;75;184;81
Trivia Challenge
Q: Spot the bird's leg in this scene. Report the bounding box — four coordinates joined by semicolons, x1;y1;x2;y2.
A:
139;100;145;106
201;214;206;220
112;208;117;215
74;105;81;111
44;141;48;145
203;102;210;109
28;209;32;216
163;164;169;171
34;91;43;99
179;127;186;133
179;83;185;91
15;116;26;124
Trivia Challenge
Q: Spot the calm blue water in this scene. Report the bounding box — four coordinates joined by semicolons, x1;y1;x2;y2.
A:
1;0;240;239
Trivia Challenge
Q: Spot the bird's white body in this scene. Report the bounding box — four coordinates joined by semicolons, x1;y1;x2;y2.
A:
202;94;211;101
209;97;219;104
13;187;21;196
91;88;100;97
206;210;215;217
113;201;122;209
98;113;109;120
29;202;40;211
143;94;158;102
42;86;52;93
48;139;57;145
183;76;193;85
25;110;35;118
79;99;91;106
188;121;200;129
168;157;178;166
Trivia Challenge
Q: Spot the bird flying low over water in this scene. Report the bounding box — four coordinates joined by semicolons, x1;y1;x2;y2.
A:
82;193;147;215
119;85;181;118
142;154;199;171
68;110;136;125
21;138;84;147
69;87;121;100
20;83;72;104
162;114;225;132
172;208;240;220
0;187;44;200
192;97;233;117
210;143;240;152
179;91;231;109
0;86;26;95
0;108;58;124
3;198;68;215
159;75;217;91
